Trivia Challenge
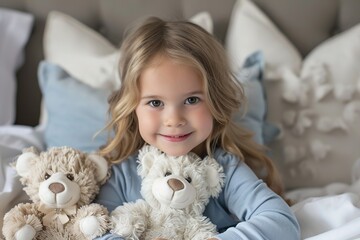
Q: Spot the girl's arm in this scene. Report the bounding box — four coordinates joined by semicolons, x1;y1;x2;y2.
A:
95;154;141;212
94;155;142;240
214;151;300;240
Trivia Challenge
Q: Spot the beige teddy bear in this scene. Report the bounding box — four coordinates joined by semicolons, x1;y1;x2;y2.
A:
110;145;225;240
2;146;110;240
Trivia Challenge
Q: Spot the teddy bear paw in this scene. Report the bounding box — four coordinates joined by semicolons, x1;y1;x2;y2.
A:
116;222;145;238
79;216;101;237
15;224;36;240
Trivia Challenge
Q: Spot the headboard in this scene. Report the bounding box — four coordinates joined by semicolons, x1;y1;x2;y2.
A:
1;0;360;126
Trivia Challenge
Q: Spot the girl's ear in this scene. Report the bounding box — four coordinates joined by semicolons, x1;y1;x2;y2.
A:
87;154;108;183
137;145;162;178
202;157;225;197
16;152;39;177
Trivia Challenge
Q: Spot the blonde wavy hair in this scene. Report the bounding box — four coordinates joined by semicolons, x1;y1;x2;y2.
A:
101;17;284;196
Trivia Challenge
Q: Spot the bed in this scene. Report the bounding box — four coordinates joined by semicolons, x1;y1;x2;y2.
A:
1;0;360;239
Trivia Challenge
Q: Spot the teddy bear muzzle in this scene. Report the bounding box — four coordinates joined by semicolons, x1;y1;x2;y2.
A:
152;175;196;209
39;172;81;208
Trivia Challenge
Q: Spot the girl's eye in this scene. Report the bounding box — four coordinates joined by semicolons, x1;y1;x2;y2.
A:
44;173;51;180
148;100;163;108
185;97;199;105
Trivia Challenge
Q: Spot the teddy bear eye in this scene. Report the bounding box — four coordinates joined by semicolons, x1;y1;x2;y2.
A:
44;173;51;180
185;177;192;183
66;174;74;181
164;171;172;177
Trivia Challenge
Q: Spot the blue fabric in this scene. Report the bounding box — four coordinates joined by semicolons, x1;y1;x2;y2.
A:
38;61;111;152
235;51;280;145
94;148;300;240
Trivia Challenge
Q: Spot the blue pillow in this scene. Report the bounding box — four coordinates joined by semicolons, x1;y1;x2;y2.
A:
235;51;279;145
38;61;111;152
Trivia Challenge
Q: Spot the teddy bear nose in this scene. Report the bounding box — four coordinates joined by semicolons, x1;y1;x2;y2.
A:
49;182;65;193
167;178;184;191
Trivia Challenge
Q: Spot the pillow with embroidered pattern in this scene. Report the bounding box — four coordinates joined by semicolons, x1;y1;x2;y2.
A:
226;0;360;190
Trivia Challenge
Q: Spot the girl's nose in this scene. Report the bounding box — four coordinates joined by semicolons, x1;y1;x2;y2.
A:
164;107;186;127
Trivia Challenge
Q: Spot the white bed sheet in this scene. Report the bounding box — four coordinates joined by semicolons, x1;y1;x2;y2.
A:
0;125;45;231
287;159;360;240
1;125;360;239
290;193;360;240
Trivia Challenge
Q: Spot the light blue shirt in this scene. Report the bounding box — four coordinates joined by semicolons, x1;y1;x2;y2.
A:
95;148;300;240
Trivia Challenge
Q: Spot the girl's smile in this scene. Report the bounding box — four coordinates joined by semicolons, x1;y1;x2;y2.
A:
135;54;213;157
158;132;193;142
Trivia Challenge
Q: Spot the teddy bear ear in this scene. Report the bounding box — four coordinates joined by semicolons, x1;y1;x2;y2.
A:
138;152;155;178
87;154;108;183
16;152;39;177
138;145;161;178
202;157;225;197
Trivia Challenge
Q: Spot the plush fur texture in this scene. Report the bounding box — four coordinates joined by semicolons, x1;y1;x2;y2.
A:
111;145;225;240
2;146;110;240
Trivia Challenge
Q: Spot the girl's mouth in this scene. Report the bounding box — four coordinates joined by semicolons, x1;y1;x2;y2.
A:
160;133;192;142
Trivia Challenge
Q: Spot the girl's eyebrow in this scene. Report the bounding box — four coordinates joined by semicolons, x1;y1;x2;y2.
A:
140;95;161;100
186;91;204;96
140;91;204;100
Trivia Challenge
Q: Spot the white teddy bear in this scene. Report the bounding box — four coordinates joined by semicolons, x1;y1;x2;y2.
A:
110;145;225;240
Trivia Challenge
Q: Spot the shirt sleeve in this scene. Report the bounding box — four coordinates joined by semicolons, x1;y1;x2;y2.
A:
94;155;141;240
214;151;300;240
94;154;141;212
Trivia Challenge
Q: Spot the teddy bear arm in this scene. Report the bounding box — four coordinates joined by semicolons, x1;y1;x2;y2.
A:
71;203;110;239
184;217;218;240
2;203;43;240
110;200;150;239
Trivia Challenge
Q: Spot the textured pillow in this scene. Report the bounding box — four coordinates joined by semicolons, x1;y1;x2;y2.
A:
38;61;111;152
226;0;360;189
0;8;34;125
267;23;360;189
234;51;279;145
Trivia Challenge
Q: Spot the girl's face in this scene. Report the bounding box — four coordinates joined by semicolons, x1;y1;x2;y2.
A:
135;55;213;157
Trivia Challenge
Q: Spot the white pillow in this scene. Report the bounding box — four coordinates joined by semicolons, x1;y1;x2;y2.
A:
189;11;213;34
0;8;34;125
225;0;302;80
43;11;121;90
225;0;360;190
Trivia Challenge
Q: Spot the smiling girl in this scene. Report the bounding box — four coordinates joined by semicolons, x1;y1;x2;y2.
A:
95;17;300;240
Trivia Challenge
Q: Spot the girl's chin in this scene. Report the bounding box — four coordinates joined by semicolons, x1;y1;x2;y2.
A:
157;147;192;157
